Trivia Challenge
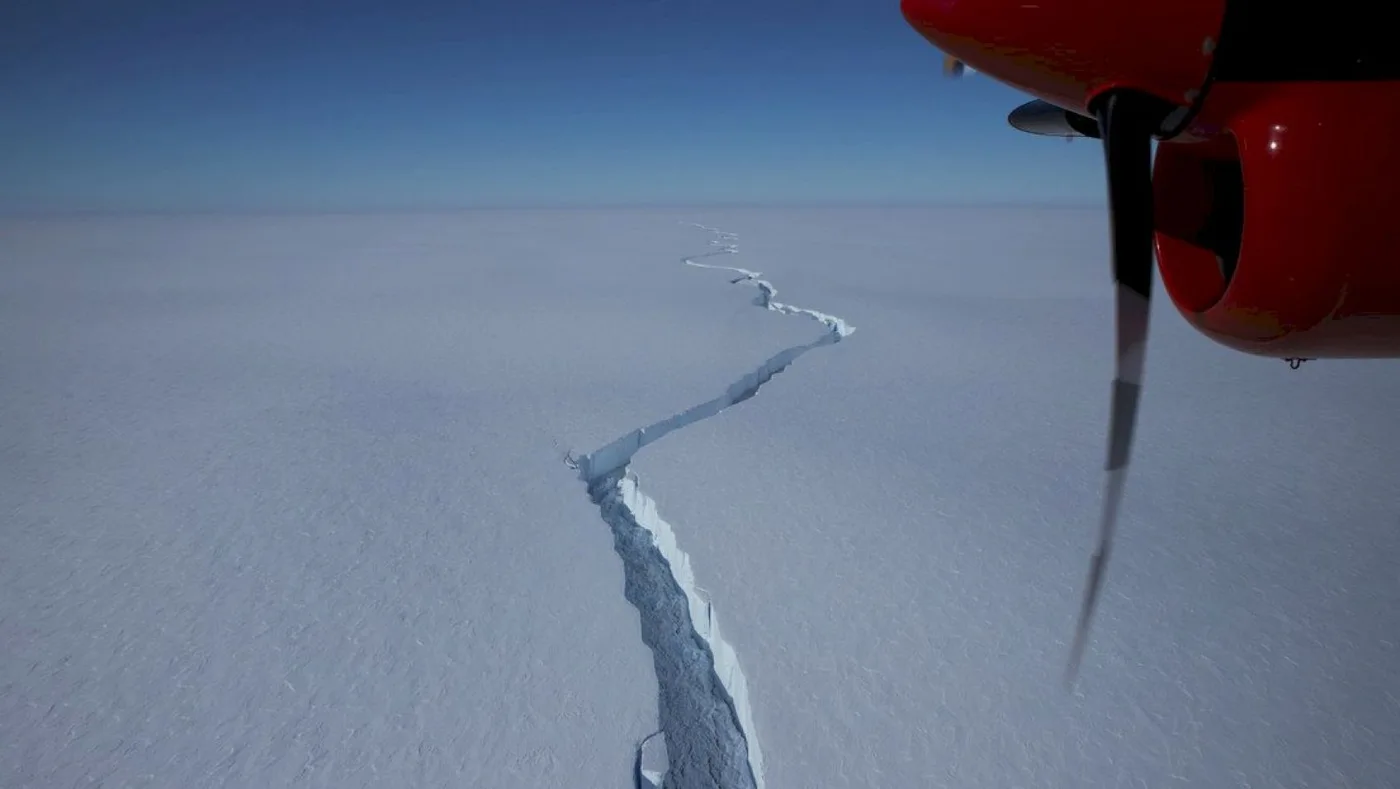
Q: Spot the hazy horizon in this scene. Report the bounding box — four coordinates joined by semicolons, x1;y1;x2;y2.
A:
0;198;1109;218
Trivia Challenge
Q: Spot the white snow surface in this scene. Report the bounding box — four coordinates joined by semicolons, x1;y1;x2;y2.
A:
1;211;810;788
638;207;1400;788
6;207;1400;788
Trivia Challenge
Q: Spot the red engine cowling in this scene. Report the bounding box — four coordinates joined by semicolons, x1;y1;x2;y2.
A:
1154;82;1400;358
902;0;1400;359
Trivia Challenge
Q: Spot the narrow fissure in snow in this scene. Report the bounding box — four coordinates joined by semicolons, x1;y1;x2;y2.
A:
571;224;854;789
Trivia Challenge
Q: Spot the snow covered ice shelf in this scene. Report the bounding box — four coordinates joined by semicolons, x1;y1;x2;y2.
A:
633;207;1400;788
0;210;813;788
7;206;1400;789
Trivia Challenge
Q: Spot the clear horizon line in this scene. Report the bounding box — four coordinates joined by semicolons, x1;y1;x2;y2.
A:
0;199;1106;219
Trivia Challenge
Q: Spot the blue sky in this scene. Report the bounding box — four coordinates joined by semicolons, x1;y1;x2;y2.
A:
2;0;1107;212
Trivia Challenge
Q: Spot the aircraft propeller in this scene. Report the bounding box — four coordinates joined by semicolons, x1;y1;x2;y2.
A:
1064;91;1172;686
943;50;1172;682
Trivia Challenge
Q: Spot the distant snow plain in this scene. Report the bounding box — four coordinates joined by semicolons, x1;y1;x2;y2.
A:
4;207;1399;788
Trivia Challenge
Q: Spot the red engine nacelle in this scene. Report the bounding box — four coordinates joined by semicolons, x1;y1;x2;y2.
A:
903;0;1400;359
1155;81;1400;358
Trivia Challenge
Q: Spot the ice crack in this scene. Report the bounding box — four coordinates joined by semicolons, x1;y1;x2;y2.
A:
595;471;759;789
573;224;854;788
683;223;853;340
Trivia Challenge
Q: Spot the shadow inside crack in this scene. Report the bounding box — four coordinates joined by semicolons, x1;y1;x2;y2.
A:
592;471;758;789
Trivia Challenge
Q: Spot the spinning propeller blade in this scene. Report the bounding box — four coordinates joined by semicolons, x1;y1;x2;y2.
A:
1064;92;1165;686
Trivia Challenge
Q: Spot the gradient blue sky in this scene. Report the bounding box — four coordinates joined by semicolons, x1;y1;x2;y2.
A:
2;0;1107;212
